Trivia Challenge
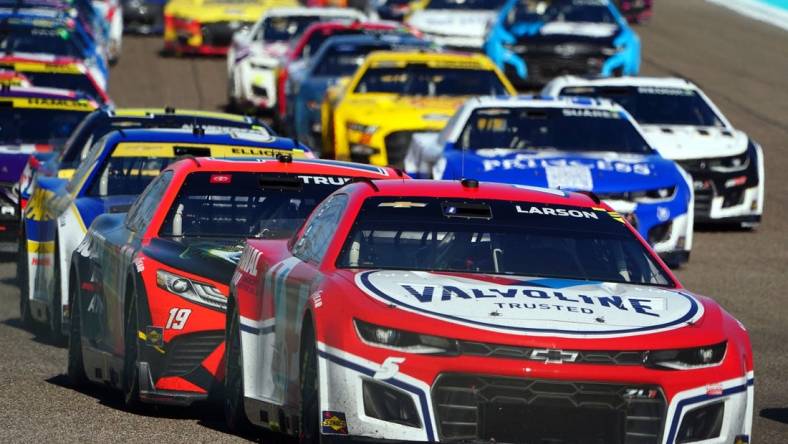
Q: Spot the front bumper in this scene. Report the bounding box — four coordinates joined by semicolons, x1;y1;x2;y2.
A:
678;156;763;227
165;20;250;56
504;53;607;88
132;258;229;404
235;61;278;110
318;342;753;443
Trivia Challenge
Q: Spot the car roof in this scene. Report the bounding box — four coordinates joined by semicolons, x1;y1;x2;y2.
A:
548;75;698;91
103;128;293;148
363;50;496;67
0;84;87;99
109;108;257;123
347;179;599;208
463;94;624;111
264;6;365;18
320;33;426;47
302;19;398;35
166;157;401;178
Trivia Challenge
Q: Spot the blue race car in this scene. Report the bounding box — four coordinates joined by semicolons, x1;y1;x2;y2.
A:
20;127;311;340
426;95;693;266
0;15;110;88
284;33;430;154
484;0;639;88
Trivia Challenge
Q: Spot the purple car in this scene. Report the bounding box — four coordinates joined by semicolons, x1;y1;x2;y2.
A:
0;86;97;244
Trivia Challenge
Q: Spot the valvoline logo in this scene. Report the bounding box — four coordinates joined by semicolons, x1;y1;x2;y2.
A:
355;270;703;338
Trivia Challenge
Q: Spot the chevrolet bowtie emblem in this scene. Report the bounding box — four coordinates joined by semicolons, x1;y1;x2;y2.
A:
530;348;579;364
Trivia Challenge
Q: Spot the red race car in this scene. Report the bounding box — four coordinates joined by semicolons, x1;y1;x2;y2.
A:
68;156;402;407
228;179;753;444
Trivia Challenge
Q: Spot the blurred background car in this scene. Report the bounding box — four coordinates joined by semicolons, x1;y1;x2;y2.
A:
163;0;297;56
544;75;765;228
406;0;507;50
484;0;640;89
226;6;366;114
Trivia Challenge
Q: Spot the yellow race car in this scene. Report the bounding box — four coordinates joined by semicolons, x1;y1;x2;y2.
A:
321;50;515;166
163;0;297;55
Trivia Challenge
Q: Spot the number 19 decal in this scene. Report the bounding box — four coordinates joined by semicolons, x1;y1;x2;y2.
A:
166;308;191;329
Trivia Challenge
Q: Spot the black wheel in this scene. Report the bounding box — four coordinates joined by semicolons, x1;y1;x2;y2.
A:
49;247;66;345
18;230;32;328
122;283;142;409
67;272;87;387
299;323;320;444
224;298;254;435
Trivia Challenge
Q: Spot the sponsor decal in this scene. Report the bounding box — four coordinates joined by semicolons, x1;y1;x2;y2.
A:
656;206;671;222
237;248;262;277
311;290;323;308
562;108;620;119
145;326;164;347
637;86;694;96
705;384;724;396
545;164;593;190
480;153;652;175
297;175;351;185
515;205;598;219
133;257;145;272
321;411;348;435
623;388;659;399
355;271;703;337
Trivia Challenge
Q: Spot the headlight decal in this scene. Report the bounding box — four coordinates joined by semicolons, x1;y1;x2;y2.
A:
156;269;226;311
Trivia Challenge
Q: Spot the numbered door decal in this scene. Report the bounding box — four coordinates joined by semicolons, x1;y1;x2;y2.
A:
165;308;191;330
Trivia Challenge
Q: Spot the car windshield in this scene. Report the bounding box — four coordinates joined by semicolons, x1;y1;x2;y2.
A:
159;172;355;239
19;71;103;102
0;107;90;145
338;197;672;286
263;16;322;41
510;0;616;25
314;41;426;77
300;29;369;59
426;0;507;10
0;27;85;58
456;107;653;154
559;85;726;127
354;65;509;96
86;154;174;197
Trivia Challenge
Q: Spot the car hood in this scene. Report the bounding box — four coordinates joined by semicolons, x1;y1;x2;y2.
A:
510;20;620;46
442;149;680;193
143;237;246;285
342;95;466;128
352;270;704;338
640;125;748;161
408;9;497;38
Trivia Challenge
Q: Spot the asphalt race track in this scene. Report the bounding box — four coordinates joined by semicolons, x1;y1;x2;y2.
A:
0;0;786;441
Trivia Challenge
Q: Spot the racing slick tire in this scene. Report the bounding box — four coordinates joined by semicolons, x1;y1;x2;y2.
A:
224;297;255;435
122;280;143;410
17;228;32;328
299;321;322;444
67;270;87;387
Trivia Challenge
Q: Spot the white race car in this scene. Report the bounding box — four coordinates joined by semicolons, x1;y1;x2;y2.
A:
227;7;366;113
92;0;124;64
543;76;765;227
406;0;506;50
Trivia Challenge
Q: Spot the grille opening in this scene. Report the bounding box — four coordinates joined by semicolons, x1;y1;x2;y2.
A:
432;374;665;444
